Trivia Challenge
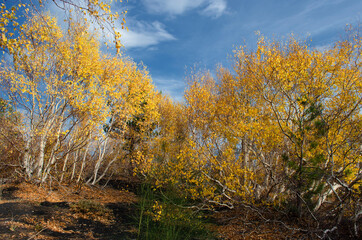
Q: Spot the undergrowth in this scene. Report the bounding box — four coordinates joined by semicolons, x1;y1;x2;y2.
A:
70;200;112;216
135;183;216;240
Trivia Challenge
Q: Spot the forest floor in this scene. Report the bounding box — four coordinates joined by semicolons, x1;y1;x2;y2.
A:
0;179;354;240
0;179;139;239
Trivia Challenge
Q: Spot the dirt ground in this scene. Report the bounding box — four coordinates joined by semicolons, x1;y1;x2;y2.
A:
0;180;358;240
0;180;138;240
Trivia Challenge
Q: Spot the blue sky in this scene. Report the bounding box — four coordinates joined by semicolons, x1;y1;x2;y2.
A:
27;0;362;101
108;0;361;101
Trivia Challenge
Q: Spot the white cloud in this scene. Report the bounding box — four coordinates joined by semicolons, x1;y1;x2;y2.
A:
120;21;176;48
202;0;227;18
153;77;185;102
45;1;176;49
314;43;333;52
142;0;227;17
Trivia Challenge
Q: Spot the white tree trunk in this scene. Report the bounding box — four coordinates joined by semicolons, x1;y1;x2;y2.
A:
77;142;90;183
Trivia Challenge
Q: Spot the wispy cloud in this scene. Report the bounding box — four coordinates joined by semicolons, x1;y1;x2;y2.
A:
45;1;176;49
142;0;227;17
120;21;176;48
153;77;185;102
201;0;227;18
314;43;333;52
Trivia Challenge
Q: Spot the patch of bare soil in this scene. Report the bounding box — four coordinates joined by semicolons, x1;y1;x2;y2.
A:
0;180;138;240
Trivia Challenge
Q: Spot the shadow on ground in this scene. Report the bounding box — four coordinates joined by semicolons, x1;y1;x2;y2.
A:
0;183;138;240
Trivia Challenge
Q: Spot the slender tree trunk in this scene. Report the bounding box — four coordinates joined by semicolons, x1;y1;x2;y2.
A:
23;136;33;180
77;142;90;183
36;115;57;178
71;149;79;180
91;156;118;185
60;153;69;182
42;120;64;182
91;138;109;185
37;134;47;178
242;135;250;185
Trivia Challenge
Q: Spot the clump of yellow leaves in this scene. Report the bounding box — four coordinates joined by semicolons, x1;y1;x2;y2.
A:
150;31;361;217
0;12;159;182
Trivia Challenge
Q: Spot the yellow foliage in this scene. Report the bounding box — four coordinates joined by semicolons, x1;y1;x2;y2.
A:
0;13;159;182
150;33;361;211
